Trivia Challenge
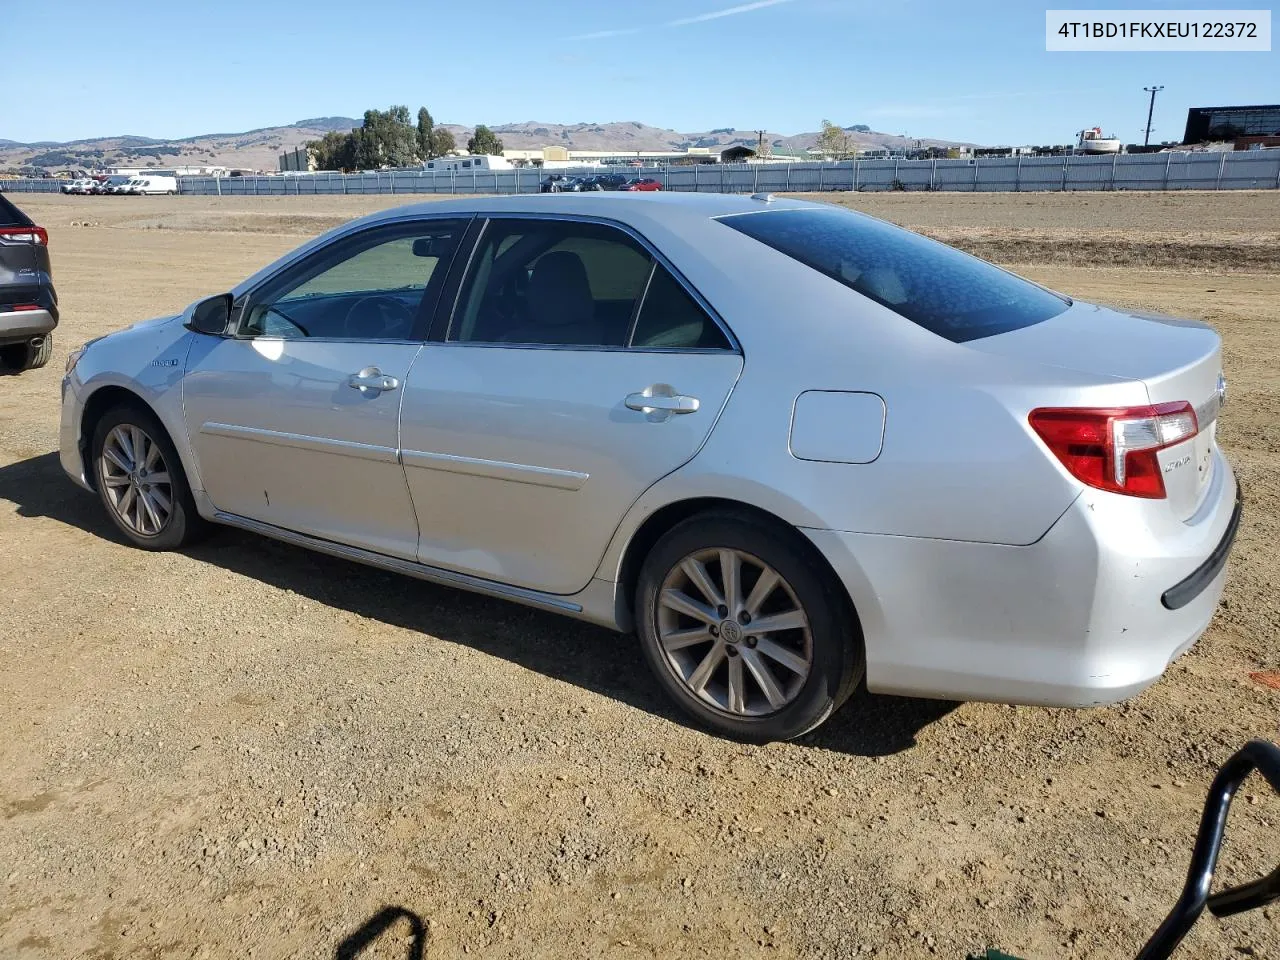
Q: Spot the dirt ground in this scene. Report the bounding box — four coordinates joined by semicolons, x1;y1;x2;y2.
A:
1;191;1277;960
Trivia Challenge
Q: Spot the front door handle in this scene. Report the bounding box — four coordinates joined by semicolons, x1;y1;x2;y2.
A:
348;366;400;396
625;384;700;421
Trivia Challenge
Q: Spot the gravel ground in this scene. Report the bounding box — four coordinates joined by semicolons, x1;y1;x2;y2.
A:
1;192;1277;960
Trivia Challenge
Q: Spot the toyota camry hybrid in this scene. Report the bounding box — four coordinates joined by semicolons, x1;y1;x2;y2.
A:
59;193;1240;741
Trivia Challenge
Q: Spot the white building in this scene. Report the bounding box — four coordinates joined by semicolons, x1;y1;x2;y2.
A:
105;165;229;177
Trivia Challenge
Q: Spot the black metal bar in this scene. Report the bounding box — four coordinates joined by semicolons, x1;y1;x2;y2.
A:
1136;739;1280;960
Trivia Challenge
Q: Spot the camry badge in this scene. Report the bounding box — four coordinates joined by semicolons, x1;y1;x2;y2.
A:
1216;372;1228;410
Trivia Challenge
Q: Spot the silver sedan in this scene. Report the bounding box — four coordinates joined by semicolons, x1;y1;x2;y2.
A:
59;193;1240;741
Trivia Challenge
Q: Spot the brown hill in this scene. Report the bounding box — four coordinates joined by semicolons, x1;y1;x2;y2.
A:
1;119;971;173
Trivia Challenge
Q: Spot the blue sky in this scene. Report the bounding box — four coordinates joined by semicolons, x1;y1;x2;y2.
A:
5;0;1275;145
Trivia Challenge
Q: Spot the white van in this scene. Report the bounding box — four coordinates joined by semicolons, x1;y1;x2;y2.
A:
127;176;178;196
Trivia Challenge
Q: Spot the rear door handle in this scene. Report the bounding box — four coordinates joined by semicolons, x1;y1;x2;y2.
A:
348;366;400;395
625;385;700;421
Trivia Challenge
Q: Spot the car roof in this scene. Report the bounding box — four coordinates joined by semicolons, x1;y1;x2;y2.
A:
231;191;827;300
357;191;817;230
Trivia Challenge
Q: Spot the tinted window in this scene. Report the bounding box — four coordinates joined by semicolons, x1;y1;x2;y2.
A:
631;266;730;350
720;207;1069;343
0;195;32;228
241;220;463;341
452;219;652;346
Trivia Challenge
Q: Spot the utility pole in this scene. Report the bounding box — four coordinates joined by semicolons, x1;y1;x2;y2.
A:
1143;85;1164;147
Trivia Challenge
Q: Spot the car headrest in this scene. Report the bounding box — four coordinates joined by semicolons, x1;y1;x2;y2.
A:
857;266;910;305
528;251;594;328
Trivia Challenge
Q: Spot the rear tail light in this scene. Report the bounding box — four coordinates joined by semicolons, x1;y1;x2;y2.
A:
10;304;41;312
0;225;48;245
1028;402;1198;499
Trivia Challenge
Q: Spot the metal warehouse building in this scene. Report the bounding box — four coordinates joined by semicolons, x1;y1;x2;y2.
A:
1184;104;1280;145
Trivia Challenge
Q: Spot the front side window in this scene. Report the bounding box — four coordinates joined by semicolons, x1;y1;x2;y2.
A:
241;220;464;341
719;207;1070;343
451;219;652;346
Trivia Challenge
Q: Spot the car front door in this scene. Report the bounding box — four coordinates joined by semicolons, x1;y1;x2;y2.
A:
399;215;743;595
181;218;468;560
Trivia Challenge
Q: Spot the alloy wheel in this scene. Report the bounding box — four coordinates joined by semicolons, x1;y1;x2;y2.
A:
98;424;173;537
656;548;813;717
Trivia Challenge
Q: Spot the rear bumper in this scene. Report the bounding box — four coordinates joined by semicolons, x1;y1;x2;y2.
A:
806;449;1239;707
0;307;55;342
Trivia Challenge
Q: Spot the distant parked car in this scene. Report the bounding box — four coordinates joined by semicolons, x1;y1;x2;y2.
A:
627;178;663;192
540;174;581;193
61;179;96;195
124;176;178;196
0;194;57;372
580;174;630;192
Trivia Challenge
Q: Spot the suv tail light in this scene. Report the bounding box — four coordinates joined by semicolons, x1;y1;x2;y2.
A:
0;225;48;245
1028;402;1198;499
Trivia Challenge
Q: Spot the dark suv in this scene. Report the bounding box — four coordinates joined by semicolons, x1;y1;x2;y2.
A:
579;173;630;191
0;193;57;371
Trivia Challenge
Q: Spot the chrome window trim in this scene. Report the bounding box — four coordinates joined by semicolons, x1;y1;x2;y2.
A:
426;340;736;356
443;212;742;355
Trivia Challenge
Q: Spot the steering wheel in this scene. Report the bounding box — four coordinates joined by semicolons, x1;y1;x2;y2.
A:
343;296;417;340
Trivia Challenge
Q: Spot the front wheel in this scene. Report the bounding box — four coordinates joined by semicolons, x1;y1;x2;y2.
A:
91;403;209;550
635;512;864;742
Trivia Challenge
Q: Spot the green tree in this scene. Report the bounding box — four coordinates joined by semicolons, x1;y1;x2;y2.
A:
430;127;456;157
467;124;505;156
815;119;856;160
358;106;416;167
416;107;436;160
308;130;356;171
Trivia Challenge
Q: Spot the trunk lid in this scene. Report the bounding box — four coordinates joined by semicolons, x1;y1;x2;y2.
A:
971;300;1225;520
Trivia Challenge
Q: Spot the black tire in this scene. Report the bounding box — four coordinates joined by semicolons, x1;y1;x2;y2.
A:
0;334;52;372
635;511;864;742
90;402;210;550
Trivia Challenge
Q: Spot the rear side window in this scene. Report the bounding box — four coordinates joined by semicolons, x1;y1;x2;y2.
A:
632;266;730;350
0;195;33;228
719;207;1069;343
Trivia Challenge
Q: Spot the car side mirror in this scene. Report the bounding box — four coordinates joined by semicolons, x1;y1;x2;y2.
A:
185;293;233;335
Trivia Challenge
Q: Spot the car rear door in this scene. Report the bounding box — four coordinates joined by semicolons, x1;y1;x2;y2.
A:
399;214;743;595
181;217;469;560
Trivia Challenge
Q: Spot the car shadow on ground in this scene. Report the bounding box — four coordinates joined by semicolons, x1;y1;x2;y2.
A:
0;451;957;756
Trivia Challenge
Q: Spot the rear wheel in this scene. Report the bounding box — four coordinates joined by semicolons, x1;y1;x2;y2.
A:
635;512;864;742
91;403;209;550
0;334;52;372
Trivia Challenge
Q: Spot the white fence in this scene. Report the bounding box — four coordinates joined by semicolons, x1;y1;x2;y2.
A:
4;151;1279;196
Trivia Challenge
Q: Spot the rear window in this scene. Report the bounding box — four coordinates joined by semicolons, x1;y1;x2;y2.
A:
719;207;1069;343
0;194;33;228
